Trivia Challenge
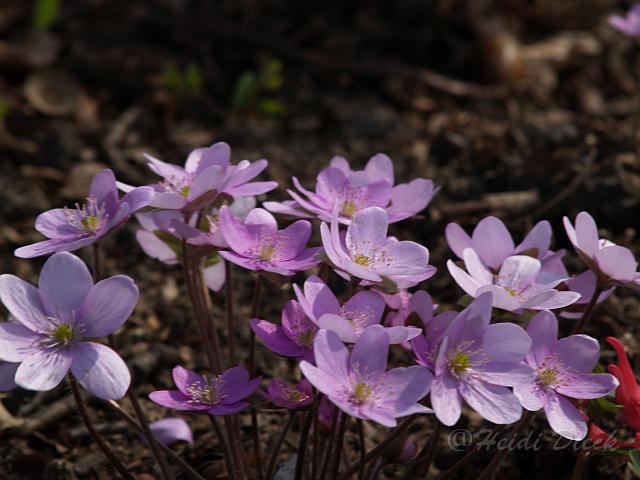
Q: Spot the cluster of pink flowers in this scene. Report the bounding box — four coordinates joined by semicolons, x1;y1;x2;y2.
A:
1;142;638;479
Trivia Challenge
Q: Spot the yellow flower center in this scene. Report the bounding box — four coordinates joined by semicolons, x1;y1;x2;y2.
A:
288;389;309;402
54;323;75;344
180;186;191;197
354;255;370;266
297;330;315;347
538;368;557;385
259;245;276;261
81;215;101;232
340;201;358;218
451;353;471;374
352;382;373;403
504;287;518;297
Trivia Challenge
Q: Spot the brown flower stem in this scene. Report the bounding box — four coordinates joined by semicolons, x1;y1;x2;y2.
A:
225;260;236;364
251;408;265;480
409;419;440;478
476;411;536;480
266;412;296;480
106;400;207;480
570;284;605;335
299;391;321;480
357;419;366;480
318;405;339;480
68;374;134;480
328;413;349;479
335;416;417;480
92;242;102;281
248;273;263;376
209;415;237;480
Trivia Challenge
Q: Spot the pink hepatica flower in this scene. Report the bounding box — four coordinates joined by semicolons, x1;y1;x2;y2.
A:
446;216;560;271
135;210;226;292
265;154;436;224
294;275;420;344
119;142;277;212
251;300;317;362
300;325;433;427
265;378;313;409
431;292;534;426
564;211;640;288
609;4;640;37
149;365;261;415
15;169;154;258
321;207;435;288
513;311;619;440
219;206;321;276
447;251;580;312
0;252;135;399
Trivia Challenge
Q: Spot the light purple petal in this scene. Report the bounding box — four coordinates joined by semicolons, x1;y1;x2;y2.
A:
219;251;259;271
120;186;155;214
447;260;481;296
387;179;434;220
471;216;515;269
15;349;72;391
219;206;256;254
244;208;278;229
543;390;587;440
207;401;250;415
555;373;618;400
574;212;600;257
313;329;349;380
81;276;138;337
376;241;430;276
295;275;339;321
299;361;339;396
0;362;18;391
136;230;177;264
0;322;40;362
172;365;203;396
14;237;95;258
145;154;186;179
513;381;544;411
204;260;226;292
482;323;531;362
38;252;93;325
431;373;463;426
188;165;225;202
462;248;492;285
185;142;230;174
386;326;422;344
225;159;269;188
70;342;130;399
497;255;541;292
382;366;432;412
595;246;638;283
528;291;581;310
364;153;394;183
516;220;551;256
446;223;472;259
556;334;600;373
350;325;388;373
0;275;49;333
317;314;357;343
276;220;312;260
526;311;558;366
35;209;80;238
220;367;261;403
149;390;209;411
476;285;521;312
149;418;194;445
477;362;534;387
225;180;277;197
346;207;389;253
89;170;118;213
458;381;522;424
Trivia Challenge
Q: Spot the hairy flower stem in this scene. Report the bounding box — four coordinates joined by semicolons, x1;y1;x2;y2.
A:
266;412;296;480
209;415;237;480
570;284;605;335
476;411;536;480
248;273;264;480
357;419;366;480
318;405;340;480
68;374;134;480
408;419;440;478
106;400;207;480
335;416;417;480
328;413;350;479
225;261;236;364
93;243;174;480
297;391;321;480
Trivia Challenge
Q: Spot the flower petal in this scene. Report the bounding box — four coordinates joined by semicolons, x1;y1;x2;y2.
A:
497;255;541;292
350;325;389;373
431;373;463;426
447;260;481;296
445;223;472;260
458;381;522;424
220;367;261;403
149;417;194;445
313;329;349;380
482;323;531;363
0;275;49;333
81;276;138;337
574;212;600;257
595;246;638;283
0;322;40;361
555;373;618;400
39;252;93;325
16;349;72;391
149;390;209;411
317;314;357;343
70;342;130;399
35;209;80;239
346;207;388;253
471;216;515;269
543;390;587;440
526;311;558;366
556;334;600;373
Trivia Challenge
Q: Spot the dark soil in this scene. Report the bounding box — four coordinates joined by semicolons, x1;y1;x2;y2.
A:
1;1;639;478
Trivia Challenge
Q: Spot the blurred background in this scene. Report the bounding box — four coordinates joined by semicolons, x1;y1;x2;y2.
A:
1;0;640;478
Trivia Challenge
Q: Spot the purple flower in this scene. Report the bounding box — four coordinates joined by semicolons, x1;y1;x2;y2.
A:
300;325;433;427
119;142;277;212
219;206;321;276
251;300;317;362
294;275;420;344
0;362;18;392
265;378;313;409
15;170;154;258
135;211;226;292
430;292;534;426
0;252;135;399
321;207;436;288
265;154;436;224
447;251;580;312
408;291;458;369
513;311;619;440
149;365;261;415
446;216;560;271
149;418;194;446
609;4;640;37
564;212;640;287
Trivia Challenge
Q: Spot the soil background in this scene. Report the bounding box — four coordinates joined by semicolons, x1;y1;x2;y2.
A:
1;0;640;478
